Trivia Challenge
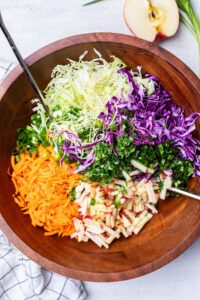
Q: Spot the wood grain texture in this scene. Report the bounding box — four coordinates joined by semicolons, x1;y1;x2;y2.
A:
0;33;200;282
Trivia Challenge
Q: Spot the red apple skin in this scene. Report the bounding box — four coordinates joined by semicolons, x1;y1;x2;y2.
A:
155;32;168;41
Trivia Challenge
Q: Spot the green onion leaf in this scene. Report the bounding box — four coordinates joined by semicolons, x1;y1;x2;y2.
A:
109;124;117;132
177;0;200;77
90;198;96;206
119;187;127;195
69;188;76;201
114;200;120;209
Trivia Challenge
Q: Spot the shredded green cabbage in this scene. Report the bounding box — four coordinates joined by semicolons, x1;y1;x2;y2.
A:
35;51;132;147
33;51;155;155
45;51;130;114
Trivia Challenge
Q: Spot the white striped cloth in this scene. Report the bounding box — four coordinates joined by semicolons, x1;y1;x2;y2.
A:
0;231;86;300
0;61;87;300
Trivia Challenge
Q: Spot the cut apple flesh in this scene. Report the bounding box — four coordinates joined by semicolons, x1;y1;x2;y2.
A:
153;0;179;37
124;0;179;42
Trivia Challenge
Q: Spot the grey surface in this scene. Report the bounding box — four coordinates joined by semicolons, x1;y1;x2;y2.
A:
0;1;200;299
0;0;199;74
85;238;200;300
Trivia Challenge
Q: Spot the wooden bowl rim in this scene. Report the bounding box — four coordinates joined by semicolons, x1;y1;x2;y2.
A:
0;32;200;282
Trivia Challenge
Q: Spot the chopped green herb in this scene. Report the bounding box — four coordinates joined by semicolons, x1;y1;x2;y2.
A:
78;127;91;140
69;188;76;201
114;200;120;209
85;139;194;189
15;155;20;163
109;124;117;132
90;198;96;206
158;181;164;192
119;187;127;195
14;112;49;158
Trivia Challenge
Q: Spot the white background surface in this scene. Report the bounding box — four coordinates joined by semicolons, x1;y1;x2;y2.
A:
0;1;200;299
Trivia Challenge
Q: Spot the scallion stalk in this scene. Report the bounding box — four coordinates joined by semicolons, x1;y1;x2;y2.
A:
177;0;200;76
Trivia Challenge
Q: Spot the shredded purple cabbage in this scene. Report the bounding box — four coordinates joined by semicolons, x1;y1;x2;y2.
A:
73;149;95;174
57;131;105;172
55;67;200;175
99;68;200;176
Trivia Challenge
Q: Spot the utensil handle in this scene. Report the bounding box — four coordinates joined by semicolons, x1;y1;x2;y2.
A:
169;187;200;201
0;12;50;117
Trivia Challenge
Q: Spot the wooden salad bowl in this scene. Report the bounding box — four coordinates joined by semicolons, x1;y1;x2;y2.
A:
0;33;200;282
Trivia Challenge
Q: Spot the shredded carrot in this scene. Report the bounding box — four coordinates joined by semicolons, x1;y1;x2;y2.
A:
11;145;83;237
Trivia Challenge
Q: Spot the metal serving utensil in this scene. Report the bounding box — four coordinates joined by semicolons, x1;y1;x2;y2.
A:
0;12;51;118
0;13;200;202
168;187;200;201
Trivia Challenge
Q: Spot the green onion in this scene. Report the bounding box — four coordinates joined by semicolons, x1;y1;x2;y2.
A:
158;181;164;192
69;188;76;201
90;198;96;206
109;124;117;131
114;200;120;209
177;0;200;76
15;155;20;163
86;140;193;189
119;187;127;195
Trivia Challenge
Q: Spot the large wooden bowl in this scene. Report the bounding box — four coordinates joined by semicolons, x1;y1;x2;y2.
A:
0;33;200;282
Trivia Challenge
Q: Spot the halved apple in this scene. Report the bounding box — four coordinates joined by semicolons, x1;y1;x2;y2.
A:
124;0;180;42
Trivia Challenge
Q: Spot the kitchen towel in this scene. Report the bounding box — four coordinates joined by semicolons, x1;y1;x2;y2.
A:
0;231;86;300
0;60;87;300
